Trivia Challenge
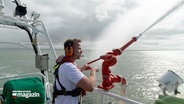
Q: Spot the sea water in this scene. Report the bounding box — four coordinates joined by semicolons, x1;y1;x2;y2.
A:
1;48;184;104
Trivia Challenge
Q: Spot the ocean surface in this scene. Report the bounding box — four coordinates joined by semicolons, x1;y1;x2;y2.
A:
1;48;184;104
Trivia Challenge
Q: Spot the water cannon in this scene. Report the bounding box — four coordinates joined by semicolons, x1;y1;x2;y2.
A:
97;53;127;90
97;53;121;90
86;36;138;90
87;36;138;90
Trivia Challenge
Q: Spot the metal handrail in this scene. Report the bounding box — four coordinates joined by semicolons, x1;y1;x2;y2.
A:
94;88;143;104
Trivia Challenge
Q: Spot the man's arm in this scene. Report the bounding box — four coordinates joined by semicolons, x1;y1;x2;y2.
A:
76;68;96;92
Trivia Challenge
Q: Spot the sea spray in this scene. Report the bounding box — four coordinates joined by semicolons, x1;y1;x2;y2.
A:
90;0;179;59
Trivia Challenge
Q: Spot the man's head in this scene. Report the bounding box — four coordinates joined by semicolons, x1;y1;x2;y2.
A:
64;38;83;59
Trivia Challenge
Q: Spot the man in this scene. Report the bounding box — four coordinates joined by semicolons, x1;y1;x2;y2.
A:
53;38;97;104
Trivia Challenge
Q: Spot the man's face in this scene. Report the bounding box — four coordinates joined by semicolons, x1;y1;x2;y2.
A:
73;42;83;59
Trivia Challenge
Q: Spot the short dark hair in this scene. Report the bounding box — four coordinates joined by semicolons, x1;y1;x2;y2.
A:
64;38;81;49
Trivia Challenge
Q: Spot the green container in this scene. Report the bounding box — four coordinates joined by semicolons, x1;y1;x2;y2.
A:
2;77;45;104
154;95;184;104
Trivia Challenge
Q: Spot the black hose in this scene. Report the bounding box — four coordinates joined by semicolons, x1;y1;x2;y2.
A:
16;24;38;55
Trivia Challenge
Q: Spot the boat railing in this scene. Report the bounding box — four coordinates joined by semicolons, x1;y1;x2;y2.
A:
93;88;143;104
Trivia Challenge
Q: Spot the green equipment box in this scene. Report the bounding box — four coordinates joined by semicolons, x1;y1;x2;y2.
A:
2;77;45;104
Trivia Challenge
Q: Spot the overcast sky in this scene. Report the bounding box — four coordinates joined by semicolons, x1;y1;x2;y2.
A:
1;0;184;51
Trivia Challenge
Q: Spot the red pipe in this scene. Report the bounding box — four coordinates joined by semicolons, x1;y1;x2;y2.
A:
87;37;137;65
120;37;137;52
87;57;101;64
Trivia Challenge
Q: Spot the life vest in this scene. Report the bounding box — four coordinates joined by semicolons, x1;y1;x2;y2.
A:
52;55;86;103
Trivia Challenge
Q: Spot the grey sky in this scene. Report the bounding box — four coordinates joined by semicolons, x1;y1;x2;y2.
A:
1;0;184;51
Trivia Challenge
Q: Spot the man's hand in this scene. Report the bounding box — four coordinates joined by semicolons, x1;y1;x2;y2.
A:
81;64;92;71
81;64;99;72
